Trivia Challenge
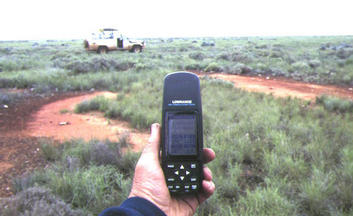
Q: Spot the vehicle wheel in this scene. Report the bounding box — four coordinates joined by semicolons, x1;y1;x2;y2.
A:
131;46;142;53
97;46;108;54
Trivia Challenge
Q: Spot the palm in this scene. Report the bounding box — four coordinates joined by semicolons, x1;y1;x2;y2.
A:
130;151;196;215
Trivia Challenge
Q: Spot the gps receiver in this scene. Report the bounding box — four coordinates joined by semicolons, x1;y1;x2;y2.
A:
161;72;203;194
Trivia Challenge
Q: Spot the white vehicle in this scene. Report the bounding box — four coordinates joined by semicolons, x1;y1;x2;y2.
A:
84;28;145;54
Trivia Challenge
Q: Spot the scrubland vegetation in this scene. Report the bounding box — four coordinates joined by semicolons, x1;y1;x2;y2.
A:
1;36;353;215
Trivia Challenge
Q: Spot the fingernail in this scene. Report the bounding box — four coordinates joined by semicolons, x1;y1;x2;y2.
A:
204;181;211;189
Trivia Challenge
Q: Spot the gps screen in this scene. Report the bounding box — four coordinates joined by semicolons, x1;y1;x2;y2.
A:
168;114;197;156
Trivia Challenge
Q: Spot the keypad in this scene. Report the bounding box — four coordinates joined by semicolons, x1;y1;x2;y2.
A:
165;162;201;193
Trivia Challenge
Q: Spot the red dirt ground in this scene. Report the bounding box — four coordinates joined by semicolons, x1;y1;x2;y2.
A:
1;73;353;197
208;73;353;101
25;91;149;151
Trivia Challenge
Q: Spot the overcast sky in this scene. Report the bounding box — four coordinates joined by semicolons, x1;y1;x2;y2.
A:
1;0;352;40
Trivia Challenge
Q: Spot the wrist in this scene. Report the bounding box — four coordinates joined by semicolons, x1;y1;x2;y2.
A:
121;197;167;216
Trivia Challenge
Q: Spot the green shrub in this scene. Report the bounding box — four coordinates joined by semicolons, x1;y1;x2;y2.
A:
47;165;130;213
335;146;353;212
64;57;136;74
13;138;137;215
225;63;252;75
185;63;206;71
189;52;206;60
299;168;336;215
316;95;353;113
40;140;60;161
0;56;43;72
0;187;87;216
237;187;297;216
74;96;111;113
204;62;223;72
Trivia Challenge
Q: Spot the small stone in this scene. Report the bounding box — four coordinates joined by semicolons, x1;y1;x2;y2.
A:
349;88;353;91
266;77;270;80
59;121;70;126
3;105;8;109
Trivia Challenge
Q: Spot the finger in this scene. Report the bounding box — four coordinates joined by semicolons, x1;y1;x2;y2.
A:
143;123;161;157
181;180;216;211
200;180;215;201
203;166;212;181
202;148;216;164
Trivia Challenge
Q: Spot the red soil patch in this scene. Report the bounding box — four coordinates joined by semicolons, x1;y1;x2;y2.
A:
25;91;149;152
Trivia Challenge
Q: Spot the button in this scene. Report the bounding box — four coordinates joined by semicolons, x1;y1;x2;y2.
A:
191;163;196;168
167;178;175;182
180;165;185;169
180;176;185;181
191;177;197;182
174;171;179;175
167;164;175;168
185;185;190;189
168;185;173;189
175;185;181;189
186;170;190;175
191;185;197;190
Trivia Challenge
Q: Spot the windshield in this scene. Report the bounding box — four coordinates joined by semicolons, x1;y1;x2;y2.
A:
91;31;119;40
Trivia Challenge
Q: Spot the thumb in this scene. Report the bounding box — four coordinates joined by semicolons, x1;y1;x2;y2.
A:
142;123;161;158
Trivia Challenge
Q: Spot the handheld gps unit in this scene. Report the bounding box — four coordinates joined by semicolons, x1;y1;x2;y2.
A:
161;72;203;195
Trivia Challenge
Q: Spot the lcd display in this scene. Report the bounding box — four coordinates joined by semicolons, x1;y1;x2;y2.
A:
168;114;197;155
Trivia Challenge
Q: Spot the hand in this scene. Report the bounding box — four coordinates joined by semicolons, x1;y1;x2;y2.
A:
129;123;216;216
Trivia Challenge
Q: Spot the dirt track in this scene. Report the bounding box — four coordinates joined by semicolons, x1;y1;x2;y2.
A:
1;73;353;197
208;73;353;101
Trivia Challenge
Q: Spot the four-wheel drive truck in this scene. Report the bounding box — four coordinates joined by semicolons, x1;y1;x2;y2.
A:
84;28;145;54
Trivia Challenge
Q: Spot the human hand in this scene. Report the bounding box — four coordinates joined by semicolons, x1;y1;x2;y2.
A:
129;123;216;216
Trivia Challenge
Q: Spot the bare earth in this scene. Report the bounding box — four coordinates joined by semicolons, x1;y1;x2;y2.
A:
0;73;353;197
208;73;353;101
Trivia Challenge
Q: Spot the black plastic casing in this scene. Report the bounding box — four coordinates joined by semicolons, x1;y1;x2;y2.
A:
161;72;203;195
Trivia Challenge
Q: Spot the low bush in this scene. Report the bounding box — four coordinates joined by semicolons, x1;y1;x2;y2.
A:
0;91;27;105
185;63;205;71
64;57;136;74
12;138;138;215
40;139;60;161
74;96;111;113
298;168;336;215
224;63;252;75
0;187;87;216
204;62;223;72
0;56;43;72
237;187;297;216
316;95;353;113
189;52;206;60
